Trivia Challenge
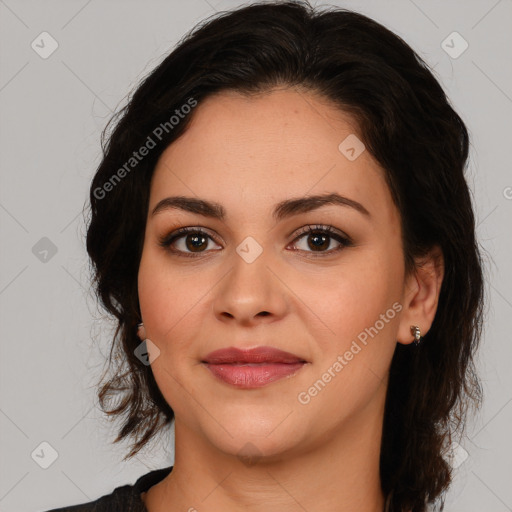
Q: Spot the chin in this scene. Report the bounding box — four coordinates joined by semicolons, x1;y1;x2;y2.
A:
214;431;298;465
197;408;310;463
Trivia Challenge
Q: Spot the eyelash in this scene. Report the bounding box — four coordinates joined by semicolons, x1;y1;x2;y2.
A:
158;224;353;259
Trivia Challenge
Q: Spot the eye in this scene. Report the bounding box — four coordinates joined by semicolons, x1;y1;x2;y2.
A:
158;227;221;258
158;224;353;258
288;224;353;256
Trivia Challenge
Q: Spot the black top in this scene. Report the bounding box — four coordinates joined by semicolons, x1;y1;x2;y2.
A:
42;466;173;511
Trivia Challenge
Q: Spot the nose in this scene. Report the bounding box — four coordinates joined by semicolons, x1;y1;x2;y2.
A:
212;245;289;327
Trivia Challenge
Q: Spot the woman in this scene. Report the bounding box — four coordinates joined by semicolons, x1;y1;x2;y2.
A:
45;1;484;511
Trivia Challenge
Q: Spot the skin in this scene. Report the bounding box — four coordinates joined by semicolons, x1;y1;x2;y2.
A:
137;87;444;512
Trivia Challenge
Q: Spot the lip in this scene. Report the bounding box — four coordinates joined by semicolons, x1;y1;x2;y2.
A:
202;346;307;389
203;346;305;365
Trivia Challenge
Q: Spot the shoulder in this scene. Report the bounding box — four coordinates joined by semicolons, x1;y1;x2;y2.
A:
40;466;173;512
40;482;142;512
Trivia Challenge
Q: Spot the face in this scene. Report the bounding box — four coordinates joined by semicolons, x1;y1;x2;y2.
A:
137;88;409;461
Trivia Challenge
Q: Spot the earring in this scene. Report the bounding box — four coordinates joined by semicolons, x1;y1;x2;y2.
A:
410;325;422;346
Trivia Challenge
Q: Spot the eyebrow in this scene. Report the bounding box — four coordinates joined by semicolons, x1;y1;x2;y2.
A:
151;192;371;221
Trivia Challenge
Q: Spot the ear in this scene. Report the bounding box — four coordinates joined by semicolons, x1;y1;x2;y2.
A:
137;323;147;341
397;245;444;345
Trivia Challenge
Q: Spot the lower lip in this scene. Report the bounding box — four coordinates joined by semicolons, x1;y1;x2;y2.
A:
204;362;306;388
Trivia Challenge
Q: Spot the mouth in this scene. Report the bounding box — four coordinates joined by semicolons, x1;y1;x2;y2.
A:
202;346;307;389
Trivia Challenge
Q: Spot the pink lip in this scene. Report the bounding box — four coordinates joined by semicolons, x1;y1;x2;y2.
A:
202;346;307;389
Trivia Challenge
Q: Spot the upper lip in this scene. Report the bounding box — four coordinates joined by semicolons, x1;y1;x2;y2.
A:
202;346;306;364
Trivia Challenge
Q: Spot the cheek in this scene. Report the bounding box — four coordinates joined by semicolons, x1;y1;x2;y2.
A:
137;252;204;409
137;248;214;358
304;246;404;359
293;254;403;420
138;249;186;345
138;252;168;333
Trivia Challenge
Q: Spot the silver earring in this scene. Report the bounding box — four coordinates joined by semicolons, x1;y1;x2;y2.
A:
410;325;422;346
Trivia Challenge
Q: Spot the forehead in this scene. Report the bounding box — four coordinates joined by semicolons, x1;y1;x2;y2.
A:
149;88;397;226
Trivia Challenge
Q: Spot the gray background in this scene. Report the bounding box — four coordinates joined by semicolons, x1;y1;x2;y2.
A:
0;0;511;511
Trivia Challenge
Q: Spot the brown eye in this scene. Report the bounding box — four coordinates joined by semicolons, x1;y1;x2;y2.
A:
159;224;352;259
159;227;221;257
290;225;353;255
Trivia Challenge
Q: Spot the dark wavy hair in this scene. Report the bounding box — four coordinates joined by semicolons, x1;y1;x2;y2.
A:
85;2;484;511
